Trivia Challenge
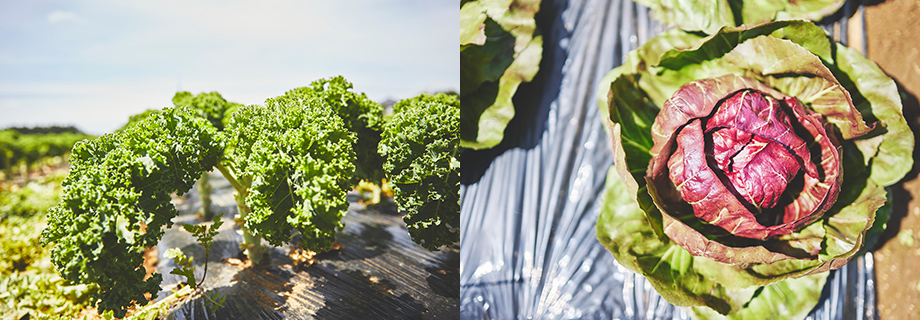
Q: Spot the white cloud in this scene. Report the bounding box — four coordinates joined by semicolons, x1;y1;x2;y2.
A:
47;10;86;25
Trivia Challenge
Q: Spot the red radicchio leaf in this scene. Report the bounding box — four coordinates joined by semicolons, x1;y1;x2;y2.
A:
648;74;842;243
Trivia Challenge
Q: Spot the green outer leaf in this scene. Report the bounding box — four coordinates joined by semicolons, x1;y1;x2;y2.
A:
738;0;784;26
690;271;827;320
821;178;885;258
460;1;487;46
862;186;892;252
657;20;832;69
832;43;914;187
597;166;737;314
461;18;516;97
597;28;706;123
633;0;845;34
461;35;542;149
633;0;734;34
598;28;707;107
772;0;846;23
479;0;540;45
604;76;665;237
460;0;543;150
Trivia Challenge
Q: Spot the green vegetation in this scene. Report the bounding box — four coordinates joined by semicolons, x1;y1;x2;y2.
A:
0;129;97;319
282;76;386;184
171;91;243;131
460;0;542;149
634;0;845;34
224;94;355;254
1;172;97;320
171;91;242;219
380;93;460;250
42;107;224;317
0;130;92;181
39;76;460;317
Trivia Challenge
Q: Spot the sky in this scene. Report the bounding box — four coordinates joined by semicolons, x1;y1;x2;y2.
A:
0;0;458;135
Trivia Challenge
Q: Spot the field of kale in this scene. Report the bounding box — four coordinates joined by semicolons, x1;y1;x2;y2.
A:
0;78;460;320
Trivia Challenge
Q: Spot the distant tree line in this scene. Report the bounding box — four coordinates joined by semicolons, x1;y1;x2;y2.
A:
3;125;86;135
0;127;93;181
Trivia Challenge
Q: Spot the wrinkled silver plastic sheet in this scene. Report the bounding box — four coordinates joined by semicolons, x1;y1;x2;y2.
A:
155;170;459;319
460;0;876;319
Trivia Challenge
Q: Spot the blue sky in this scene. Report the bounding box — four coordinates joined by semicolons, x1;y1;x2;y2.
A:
0;0;458;135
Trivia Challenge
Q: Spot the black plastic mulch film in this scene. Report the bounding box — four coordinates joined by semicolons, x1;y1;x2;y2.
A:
460;0;875;319
155;170;459;319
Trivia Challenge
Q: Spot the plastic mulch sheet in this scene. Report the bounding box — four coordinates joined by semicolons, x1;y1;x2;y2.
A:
153;170;459;319
460;0;877;319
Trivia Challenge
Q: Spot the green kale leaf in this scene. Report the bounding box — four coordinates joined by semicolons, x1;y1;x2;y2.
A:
41;106;224;318
380;94;460;250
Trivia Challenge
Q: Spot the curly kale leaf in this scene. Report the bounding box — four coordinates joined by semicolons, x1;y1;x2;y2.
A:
172;91;243;131
117;109;160;132
226;95;356;252
282;76;385;183
379;94;460;250
40;106;224;318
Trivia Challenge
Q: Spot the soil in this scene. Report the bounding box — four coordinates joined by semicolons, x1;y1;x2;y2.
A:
864;0;920;318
